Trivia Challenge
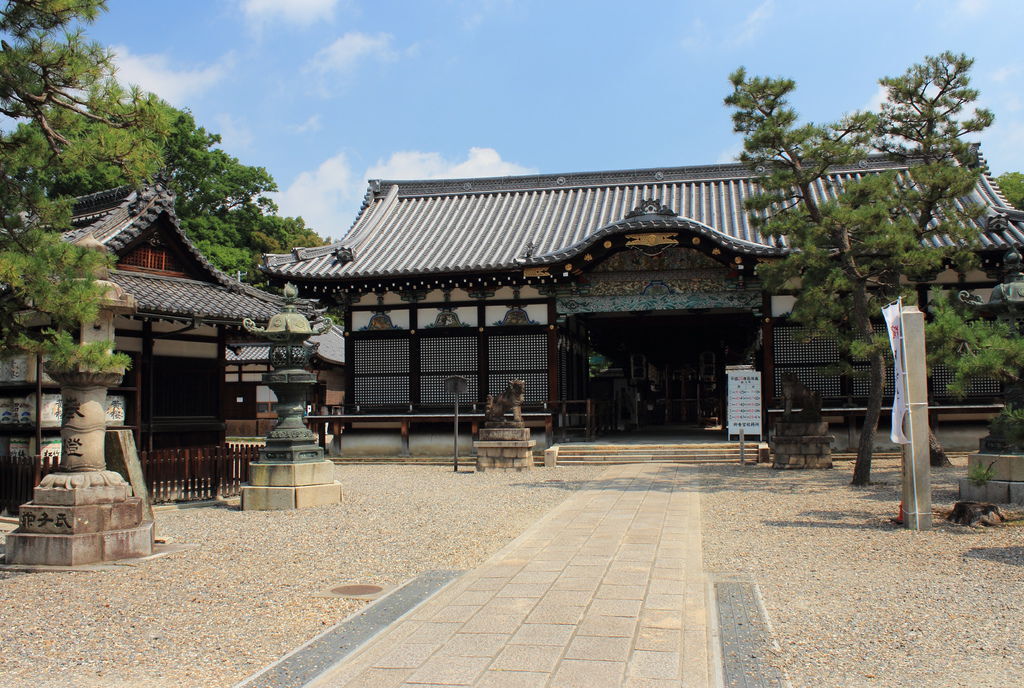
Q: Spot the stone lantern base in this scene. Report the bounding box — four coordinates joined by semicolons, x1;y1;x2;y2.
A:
241;460;341;510
5;471;153;566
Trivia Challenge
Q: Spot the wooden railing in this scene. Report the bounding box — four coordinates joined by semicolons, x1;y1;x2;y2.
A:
1;444;259;514
139;444;258;503
0;453;61;515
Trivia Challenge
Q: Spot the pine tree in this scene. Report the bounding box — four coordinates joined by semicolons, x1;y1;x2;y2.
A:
0;0;165;366
725;52;992;485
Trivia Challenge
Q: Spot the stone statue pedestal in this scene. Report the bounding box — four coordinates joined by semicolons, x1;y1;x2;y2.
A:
5;475;153;566
958;452;1024;504
474;421;535;472
6;369;154;566
771;420;833;469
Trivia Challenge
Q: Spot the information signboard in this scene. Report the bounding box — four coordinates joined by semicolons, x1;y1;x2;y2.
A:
726;366;762;438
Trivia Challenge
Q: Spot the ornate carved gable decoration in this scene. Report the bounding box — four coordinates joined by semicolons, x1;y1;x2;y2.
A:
622;199;680;255
583;247;733;297
625;199;677;219
593;246;723;273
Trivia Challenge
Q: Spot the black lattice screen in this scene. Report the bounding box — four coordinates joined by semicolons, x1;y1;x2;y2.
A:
930;364;1001;398
490;373;547;402
354;376;409;405
352;338;409;405
353;339;409;374
850;364;896;398
772;366;843;399
422;375;480;404
420;337;477;372
487;333;548;402
773;327;838;365
489;334;546;370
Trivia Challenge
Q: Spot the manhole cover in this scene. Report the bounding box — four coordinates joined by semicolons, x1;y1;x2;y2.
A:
330;584;384;596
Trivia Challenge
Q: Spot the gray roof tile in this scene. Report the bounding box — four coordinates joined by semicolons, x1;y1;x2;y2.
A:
265;154;1024;280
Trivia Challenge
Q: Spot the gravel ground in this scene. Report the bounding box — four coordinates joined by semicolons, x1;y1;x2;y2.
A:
700;456;1024;688
0;464;604;688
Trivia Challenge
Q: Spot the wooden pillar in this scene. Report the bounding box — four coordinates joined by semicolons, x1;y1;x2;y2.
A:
142;319;154;452
409;306;420;407
216;326;226;445
547;300;558;403
761;292;775;416
478;303;488;404
344;300;354;410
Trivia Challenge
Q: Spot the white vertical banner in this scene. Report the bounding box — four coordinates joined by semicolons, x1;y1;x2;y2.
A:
882;299;911;445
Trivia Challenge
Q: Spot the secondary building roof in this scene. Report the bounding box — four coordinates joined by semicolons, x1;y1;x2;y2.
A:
68;182;310;323
264;152;1024;282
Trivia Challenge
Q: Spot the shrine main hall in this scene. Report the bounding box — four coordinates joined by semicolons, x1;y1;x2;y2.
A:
261;154;1024;455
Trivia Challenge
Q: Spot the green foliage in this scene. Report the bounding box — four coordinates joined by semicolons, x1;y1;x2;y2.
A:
997;172;1024;209
38;329;131;373
926;289;1024;395
968;459;996;486
725;52;992;485
991;408;1024;450
0;0;165;370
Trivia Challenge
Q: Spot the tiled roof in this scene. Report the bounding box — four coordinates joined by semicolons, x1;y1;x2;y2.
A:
65;182;323;323
109;271;287;322
264;153;1024;280
226;326;345;365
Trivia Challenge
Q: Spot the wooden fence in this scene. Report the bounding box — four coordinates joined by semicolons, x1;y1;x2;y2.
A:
0;444;258;513
139;445;258;503
0;453;60;515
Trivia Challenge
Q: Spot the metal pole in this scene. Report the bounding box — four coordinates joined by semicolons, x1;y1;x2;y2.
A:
453;394;459;472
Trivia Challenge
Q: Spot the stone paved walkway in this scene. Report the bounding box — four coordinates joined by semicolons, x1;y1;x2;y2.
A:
309;463;709;688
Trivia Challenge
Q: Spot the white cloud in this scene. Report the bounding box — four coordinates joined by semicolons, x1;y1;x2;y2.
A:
731;0;774;46
716;140;744;164
956;0;990;16
111;46;233;106
275;148;535;241
274;153;358;241
241;0;340;27
307;32;397;75
680;18;710;52
214;114;253;152
992;64;1021;83
292;114;323;134
863;84;888;113
367;147;536;181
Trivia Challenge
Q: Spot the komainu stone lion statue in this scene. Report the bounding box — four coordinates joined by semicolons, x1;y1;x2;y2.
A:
486;380;525;423
781;372;822;421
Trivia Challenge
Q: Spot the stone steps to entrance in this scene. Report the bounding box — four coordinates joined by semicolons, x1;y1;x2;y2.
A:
554;442;767;464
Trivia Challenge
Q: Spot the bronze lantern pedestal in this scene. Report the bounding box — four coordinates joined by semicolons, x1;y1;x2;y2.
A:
240;285;341;511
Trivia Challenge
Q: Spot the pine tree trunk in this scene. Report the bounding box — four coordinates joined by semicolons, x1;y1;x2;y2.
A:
851;282;882;486
853;347;885;485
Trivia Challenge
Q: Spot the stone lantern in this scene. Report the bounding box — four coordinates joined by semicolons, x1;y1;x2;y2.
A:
6;239;153;565
958;249;1024;503
240;284;341;510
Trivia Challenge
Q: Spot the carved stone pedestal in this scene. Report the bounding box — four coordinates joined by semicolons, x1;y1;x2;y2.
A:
771;420;833;469
958;453;1024;504
6;471;153;566
474;423;535;472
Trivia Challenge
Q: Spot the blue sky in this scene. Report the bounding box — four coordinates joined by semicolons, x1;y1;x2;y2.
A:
89;0;1024;242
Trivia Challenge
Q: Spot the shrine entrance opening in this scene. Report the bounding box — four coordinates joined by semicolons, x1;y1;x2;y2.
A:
582;309;759;431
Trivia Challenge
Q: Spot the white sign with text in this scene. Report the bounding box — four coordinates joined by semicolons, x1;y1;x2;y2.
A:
726;367;762;437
